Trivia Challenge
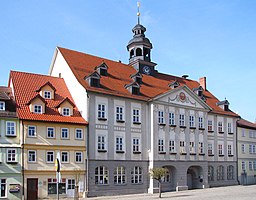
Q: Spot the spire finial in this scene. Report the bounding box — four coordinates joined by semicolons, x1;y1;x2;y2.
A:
137;1;141;24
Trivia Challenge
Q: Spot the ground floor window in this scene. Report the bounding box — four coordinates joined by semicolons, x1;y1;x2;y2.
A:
114;166;126;185
95;166;109;185
131;166;142;184
217;165;224;180
208;166;214;181
48;178;66;194
67;179;75;189
227;165;234;180
0;179;6;198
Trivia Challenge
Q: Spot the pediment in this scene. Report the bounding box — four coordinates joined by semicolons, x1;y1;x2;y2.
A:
152;86;211;110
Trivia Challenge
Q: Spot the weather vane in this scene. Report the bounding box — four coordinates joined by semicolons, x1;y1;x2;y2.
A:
137;1;141;24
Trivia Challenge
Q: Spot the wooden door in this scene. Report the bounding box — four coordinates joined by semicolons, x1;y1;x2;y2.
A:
27;178;38;200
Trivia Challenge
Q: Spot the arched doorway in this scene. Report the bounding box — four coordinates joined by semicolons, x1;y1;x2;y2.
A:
187;166;203;189
161;166;177;192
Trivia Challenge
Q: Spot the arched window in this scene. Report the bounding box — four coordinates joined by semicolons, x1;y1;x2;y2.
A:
217;165;224;180
208;166;214;181
136;48;142;56
227;165;234;180
161;168;170;182
95;166;108;185
131;166;142;184
114;166;126;184
130;49;135;58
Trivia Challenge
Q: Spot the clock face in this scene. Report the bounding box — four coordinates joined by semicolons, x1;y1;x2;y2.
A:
142;66;151;75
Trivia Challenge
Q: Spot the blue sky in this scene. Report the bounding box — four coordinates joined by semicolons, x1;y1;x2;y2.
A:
0;0;255;122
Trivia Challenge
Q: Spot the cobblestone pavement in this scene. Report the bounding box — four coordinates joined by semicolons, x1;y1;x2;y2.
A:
52;185;256;200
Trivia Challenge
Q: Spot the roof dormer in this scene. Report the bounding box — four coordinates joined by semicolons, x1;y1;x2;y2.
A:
130;72;142;84
0;101;5;111
217;99;230;111
193;86;204;97
168;81;180;89
95;62;108;76
85;71;101;87
27;94;46;114
36;82;56;100
56;97;75;116
125;81;140;95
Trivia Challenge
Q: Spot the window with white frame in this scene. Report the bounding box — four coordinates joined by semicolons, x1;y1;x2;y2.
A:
98;104;106;119
242;161;246;171
61;128;69;139
75;152;83;163
228;144;232;156
249;161;253;171
48;178;66;194
6;121;16;136
253;161;256;171
179;114;185;126
199;117;203;129
75;129;83;139
28;125;36;137
228;122;232;133
208;143;213;155
208;120;213;132
116;137;124;152
162;168;170;183
131;166;142;184
61;151;69;163
189;142;195;153
218;121;223;132
46;151;54;163
28;150;36;162
199;142;204;154
241;144;245;154
249;144;253;154
7;149;17;163
116;106;124;122
67;179;75;190
132;138;140;152
249;131;254;138
218;144;223;156
158;111;164;124
133;109;140;123
180;141;185;153
34;105;42;114
95;166;109;185
0;179;6;198
189;116;195;127
242;129;246;137
217;165;224;180
47;127;55;138
169;112;175;125
114;166;126;185
227;165;234;180
97;135;106;151
158;139;165;153
0;101;5;111
44;91;52;99
62;108;70;116
208;166;214;181
169;140;175;153
253;145;256;154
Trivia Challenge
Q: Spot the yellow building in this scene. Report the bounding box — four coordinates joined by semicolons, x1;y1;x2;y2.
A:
9;71;88;200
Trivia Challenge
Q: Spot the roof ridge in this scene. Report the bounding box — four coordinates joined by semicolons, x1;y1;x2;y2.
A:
11;70;64;80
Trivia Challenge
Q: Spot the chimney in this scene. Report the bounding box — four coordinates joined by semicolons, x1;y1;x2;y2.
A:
182;75;189;79
199;77;206;90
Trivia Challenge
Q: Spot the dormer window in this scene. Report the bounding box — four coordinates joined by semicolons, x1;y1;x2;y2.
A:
62;108;70;116
132;86;140;95
44;91;52;99
193;86;203;97
85;71;101;88
34;105;42;114
100;68;107;76
130;72;142;85
168;81;180;89
0;101;5;110
216;99;230;111
95;63;108;76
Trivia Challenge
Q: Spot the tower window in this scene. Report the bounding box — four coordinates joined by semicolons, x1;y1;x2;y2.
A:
130;49;135;58
136;48;142;56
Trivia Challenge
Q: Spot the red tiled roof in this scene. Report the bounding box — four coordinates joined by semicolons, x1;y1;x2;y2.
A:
9;71;88;125
237;119;256;130
58;47;239;118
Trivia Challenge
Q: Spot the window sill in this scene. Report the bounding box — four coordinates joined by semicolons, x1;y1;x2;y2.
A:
158;123;166;126
208;130;214;133
189;127;196;130
169;124;176;127
199;128;205;131
199;153;205;156
98;118;107;121
5;135;17;137
208;154;214;157
116;150;125;154
133;122;141;125
133;151;141;154
6;161;18;164
228;132;234;135
179;126;186;129
219;154;224;157
98;149;107;153
116;120;125;123
190;153;196;155
218;131;224;134
180;152;187;155
228;155;234;157
158;152;166;154
169;152;177;155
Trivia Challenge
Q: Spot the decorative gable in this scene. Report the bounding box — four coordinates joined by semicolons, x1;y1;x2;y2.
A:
27;94;46;114
95;62;108;76
36;82;56;100
85;71;101;87
125;81;140;95
56;97;75;116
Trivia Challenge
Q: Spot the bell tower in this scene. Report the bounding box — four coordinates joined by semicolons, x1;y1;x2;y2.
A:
127;2;157;75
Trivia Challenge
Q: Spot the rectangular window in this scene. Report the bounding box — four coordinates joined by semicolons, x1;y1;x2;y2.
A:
218;144;223;156
169;140;175;153
6;121;16;136
218;122;223;133
228;145;232;156
116;137;124;152
28;126;36;137
241;144;245;154
158;111;164;124
62;108;70;116
75;152;83;163
158;139;164;152
67;179;75;190
199;142;204;154
61;152;69;163
48;178;66;194
179;114;185;126
249;161;253;171
189;116;195;128
98;135;106;151
249;131;254;138
46;151;54;163
7;149;17;163
180;141;185;153
61;128;69;139
242;161;246;171
0;179;6;198
208;143;213;155
228;122;232;133
98;104;106;119
44;91;51;99
116;106;124;122
253;161;256;171
133;109;140;123
208;120;213;132
242;129;245;137
189;141;195;153
169;112;175;125
0;101;5;111
132;138;140;152
47;127;55;138
28;150;36;162
34;105;42;114
75;129;83;139
198;117;203;129
249;144;253;154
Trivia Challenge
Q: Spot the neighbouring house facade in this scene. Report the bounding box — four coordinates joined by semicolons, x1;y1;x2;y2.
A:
9;71;88;200
0;86;22;200
49;18;239;196
237;119;256;185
